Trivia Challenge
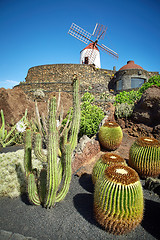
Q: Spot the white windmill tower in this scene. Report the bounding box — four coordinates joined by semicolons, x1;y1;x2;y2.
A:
68;23;118;68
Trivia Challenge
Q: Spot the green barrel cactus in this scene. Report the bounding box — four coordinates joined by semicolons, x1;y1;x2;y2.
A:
129;136;160;178
92;153;126;184
98;122;123;150
94;164;144;235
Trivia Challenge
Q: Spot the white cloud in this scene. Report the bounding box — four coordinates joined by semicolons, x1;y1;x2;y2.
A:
6;80;19;85
0;80;20;89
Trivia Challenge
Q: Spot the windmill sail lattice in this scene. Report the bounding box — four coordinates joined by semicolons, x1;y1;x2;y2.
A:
68;23;118;67
68;23;92;44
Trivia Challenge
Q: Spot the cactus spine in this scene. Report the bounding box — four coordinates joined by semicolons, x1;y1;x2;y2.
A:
129;136;160;178
98;122;123;150
92;153;126;184
94;164;144;235
24;75;80;208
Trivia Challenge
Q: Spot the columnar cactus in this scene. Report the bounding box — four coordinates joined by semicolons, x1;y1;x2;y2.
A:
98;122;123;150
24;75;81;208
129;136;160;178
92;153;126;184
94;164;144;235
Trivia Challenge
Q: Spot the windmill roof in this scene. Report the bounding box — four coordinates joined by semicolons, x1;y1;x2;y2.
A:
81;42;99;52
119;60;144;71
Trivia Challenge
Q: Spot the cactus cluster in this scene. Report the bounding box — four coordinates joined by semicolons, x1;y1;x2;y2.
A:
24;76;80;208
98;122;123;150
129;136;160;178
92;153;126;184
94;164;144;235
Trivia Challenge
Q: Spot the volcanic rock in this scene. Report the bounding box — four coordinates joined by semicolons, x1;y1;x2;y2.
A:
72;135;101;173
132;85;160;126
0;87;72;130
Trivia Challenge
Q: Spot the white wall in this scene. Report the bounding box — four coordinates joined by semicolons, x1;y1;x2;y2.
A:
80;48;101;68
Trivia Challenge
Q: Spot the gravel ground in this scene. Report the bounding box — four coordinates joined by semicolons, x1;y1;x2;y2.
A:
0;173;160;240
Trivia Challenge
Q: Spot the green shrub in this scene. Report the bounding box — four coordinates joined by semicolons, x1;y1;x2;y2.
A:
111;75;160;120
138;75;160;94
80;92;104;137
114;90;142;105
63;92;104;138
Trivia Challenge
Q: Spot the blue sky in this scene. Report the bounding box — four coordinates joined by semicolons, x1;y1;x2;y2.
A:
0;0;160;89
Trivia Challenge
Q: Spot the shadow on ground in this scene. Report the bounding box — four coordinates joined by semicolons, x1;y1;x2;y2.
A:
142;198;160;239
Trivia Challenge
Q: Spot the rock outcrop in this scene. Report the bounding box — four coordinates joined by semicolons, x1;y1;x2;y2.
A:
0;87;72;129
132;85;160;126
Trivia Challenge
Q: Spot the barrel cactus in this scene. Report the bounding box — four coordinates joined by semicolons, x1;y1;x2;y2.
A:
129;136;160;178
92;153;126;184
94;164;144;235
98;122;123;150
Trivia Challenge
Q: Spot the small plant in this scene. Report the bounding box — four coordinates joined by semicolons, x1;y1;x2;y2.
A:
98;121;123;150
115;102;134;118
92;153;126;184
129;136;160;178
0;109;27;148
94;164;144;235
33;88;45;99
99;92;115;103
24;76;81;208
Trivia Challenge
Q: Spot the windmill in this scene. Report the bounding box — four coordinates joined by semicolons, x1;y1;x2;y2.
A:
68;23;118;68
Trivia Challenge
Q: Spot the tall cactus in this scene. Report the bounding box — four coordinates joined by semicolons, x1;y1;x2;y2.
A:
24;75;81;208
69;75;81;151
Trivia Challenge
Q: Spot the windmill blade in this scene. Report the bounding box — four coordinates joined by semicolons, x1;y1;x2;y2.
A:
92;23;107;40
68;23;92;44
97;43;119;59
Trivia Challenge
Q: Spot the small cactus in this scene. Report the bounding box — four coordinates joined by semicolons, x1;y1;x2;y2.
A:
129;136;160;178
98;122;123;150
92;153;126;184
94;164;144;235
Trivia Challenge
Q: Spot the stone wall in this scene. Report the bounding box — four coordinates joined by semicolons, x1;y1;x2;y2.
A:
14;64;115;100
14;63;159;103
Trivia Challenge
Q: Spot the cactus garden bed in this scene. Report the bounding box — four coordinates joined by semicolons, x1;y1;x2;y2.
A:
0;131;160;240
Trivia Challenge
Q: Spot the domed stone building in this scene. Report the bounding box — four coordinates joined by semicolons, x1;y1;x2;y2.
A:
108;60;157;92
